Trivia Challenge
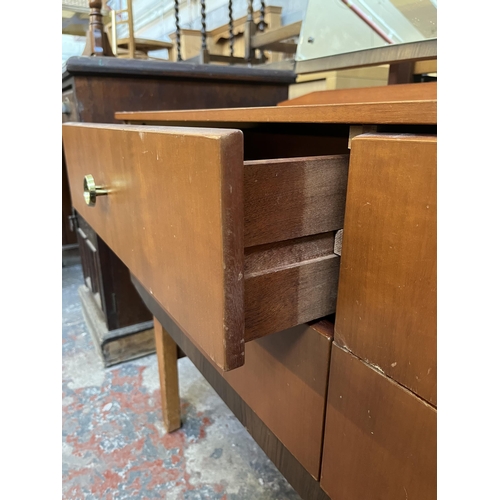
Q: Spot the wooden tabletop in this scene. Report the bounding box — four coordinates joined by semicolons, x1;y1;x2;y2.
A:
62;56;296;83
116;99;437;126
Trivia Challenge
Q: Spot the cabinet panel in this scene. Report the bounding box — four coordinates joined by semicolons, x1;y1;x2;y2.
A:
321;343;437;500
335;133;437;404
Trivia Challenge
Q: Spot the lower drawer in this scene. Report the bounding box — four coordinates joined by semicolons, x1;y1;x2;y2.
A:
223;320;333;479
320;343;437;499
62;123;348;371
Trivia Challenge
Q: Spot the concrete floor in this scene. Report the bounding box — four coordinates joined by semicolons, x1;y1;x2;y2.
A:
62;260;302;499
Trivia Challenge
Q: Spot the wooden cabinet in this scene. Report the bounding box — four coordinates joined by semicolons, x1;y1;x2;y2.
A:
62;56;294;365
62;86;437;498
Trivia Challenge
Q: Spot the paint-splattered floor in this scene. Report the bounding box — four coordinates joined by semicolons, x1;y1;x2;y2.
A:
62;260;302;500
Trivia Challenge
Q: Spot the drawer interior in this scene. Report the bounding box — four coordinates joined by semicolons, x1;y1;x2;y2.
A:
132;121;351;161
242;123;350;161
242;154;348;342
62;123;348;371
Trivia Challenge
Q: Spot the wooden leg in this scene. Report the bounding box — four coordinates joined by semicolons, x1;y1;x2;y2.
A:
153;317;181;432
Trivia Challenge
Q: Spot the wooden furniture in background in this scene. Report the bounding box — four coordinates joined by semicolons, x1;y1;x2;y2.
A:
63;0;111;37
170;2;300;65
82;0;114;57
289;39;437;99
62;55;294;366
107;1;174;59
63;86;436;498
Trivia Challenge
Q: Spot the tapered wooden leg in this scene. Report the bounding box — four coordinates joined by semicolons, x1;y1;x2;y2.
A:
153;317;181;432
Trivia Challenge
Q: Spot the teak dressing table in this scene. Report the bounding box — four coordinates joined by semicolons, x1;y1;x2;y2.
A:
62;83;437;500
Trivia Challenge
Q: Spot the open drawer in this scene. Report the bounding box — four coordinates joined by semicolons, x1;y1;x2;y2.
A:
62;123;348;370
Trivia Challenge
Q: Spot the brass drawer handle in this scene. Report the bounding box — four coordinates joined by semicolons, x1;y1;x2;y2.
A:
83;174;108;207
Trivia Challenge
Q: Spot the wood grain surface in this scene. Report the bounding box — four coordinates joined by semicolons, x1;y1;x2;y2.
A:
63;123;245;371
244;234;340;341
278;81;437;106
244;155;349;247
224;323;333;479
335;133;437;405
71;76;292;124
321;343;437;500
116;100;437;126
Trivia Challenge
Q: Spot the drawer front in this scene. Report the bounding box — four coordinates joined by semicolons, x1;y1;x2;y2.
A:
63;123;245;371
63;123;347;370
320;343;437;500
334;134;437;404
223;321;333;480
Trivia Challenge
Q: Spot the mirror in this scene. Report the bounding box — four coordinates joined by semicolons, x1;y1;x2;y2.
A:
296;0;437;61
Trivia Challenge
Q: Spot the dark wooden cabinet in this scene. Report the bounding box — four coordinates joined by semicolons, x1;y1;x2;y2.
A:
62;56;294;365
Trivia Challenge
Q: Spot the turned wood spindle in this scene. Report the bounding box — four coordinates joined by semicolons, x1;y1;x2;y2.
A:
259;0;266;31
175;0;182;61
228;0;234;58
200;0;207;51
258;0;266;62
245;0;256;64
83;0;114;57
247;0;253;22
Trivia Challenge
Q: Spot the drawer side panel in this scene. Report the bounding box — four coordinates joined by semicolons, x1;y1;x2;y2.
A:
244;155;349;247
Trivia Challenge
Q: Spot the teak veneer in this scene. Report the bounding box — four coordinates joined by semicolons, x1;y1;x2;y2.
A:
116;100;437;126
62;84;437;499
277;81;437;106
62;123;348;370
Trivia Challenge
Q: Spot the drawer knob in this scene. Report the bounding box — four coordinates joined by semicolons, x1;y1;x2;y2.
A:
83;174;108;207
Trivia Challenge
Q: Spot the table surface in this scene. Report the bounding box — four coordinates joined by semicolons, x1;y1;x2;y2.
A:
116;99;437;126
